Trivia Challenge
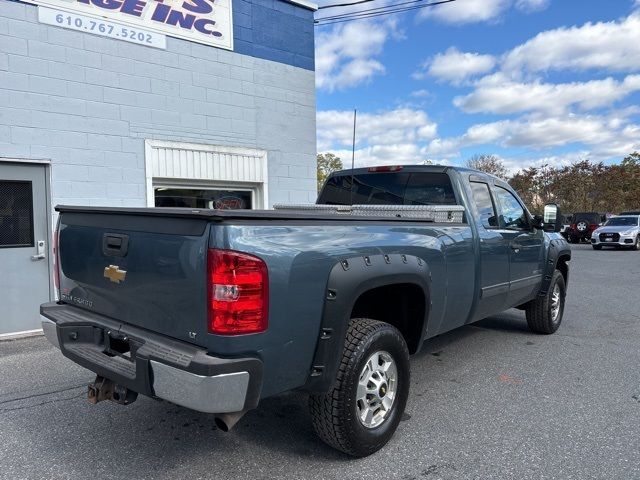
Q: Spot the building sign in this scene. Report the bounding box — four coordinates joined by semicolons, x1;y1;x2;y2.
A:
29;0;233;50
39;7;167;48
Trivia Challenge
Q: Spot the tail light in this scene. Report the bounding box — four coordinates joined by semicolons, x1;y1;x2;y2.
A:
53;227;60;298
207;249;269;335
367;165;403;172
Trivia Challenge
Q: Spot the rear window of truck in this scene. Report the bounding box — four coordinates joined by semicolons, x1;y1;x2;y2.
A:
318;172;457;206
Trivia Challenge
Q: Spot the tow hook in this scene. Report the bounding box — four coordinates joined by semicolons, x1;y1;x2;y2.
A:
88;376;138;406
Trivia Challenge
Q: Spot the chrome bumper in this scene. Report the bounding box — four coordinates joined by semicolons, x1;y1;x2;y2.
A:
150;361;249;413
42;317;59;348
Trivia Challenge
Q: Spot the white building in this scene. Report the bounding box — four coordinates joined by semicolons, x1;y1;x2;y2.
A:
0;0;318;336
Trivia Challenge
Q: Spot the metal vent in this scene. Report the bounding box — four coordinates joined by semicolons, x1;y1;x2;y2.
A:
0;180;34;248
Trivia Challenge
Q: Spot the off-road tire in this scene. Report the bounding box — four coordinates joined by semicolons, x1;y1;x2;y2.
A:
525;270;566;334
309;318;410;457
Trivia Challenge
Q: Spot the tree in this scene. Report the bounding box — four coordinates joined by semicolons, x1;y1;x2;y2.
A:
317;153;343;191
509;167;539;210
466;154;508;180
508;154;640;214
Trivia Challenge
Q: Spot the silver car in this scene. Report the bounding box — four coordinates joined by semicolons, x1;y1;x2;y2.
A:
591;215;640;250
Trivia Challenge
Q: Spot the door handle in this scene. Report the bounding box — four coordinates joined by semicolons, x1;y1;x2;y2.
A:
31;240;46;261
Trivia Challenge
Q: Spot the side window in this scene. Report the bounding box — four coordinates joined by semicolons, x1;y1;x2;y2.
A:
469;182;498;228
494;186;528;230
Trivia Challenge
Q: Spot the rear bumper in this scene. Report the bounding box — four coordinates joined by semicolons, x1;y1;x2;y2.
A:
40;302;262;414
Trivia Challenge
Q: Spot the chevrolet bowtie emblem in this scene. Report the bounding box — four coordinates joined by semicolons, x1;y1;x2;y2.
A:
104;265;127;284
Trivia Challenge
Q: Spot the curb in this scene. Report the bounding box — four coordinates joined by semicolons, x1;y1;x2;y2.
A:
0;329;44;342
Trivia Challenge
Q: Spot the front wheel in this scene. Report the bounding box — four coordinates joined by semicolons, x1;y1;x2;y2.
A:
633;236;640;251
525;270;566;334
309;318;410;457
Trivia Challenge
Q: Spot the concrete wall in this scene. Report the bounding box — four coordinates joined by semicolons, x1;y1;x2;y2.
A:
0;0;318;207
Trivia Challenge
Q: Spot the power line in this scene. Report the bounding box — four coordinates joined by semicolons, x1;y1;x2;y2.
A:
317;0;450;21
316;0;455;23
318;0;377;10
314;0;455;26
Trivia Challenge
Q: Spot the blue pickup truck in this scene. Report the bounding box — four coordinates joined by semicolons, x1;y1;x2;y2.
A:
41;165;570;456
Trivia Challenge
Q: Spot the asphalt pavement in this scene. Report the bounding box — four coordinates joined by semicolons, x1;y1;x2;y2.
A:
1;243;639;480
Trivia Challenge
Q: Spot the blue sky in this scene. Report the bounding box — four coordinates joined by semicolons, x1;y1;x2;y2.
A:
313;0;640;173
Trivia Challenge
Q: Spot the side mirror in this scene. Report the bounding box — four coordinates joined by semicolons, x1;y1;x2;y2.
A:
531;215;544;230
542;203;562;232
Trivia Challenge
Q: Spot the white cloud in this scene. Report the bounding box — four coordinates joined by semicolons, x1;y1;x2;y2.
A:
415;47;496;84
419;0;511;24
515;0;550;13
410;89;431;98
326;144;427;168
317;108;439;166
316;19;403;92
315;20;397;92
500;116;614;148
454;75;640;115
317;108;438;151
503;13;640;74
422;138;462;158
424;113;640;161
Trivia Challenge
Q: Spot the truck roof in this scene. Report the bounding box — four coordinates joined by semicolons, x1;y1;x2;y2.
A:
328;164;507;184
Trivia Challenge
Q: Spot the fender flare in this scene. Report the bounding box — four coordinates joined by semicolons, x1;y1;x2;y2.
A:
303;253;431;393
539;238;571;295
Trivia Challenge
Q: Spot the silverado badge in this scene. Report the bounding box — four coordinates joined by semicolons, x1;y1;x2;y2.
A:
104;265;127;284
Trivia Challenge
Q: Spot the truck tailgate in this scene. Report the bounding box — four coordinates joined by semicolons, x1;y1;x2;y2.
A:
57;210;210;346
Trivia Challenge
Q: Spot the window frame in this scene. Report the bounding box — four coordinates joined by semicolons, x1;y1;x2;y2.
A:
153;184;256;210
469;180;500;230
493;184;531;231
0;180;35;249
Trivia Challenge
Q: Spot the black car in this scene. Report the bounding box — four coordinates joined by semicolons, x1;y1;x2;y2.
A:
567;212;601;243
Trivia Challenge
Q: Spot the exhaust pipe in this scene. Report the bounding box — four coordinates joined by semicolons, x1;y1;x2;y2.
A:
214;410;247;432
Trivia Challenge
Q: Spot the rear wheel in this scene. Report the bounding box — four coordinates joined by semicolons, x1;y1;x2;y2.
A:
525;270;566;334
309;318;410;457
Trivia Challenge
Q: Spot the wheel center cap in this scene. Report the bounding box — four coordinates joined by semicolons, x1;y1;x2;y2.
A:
379;383;387;397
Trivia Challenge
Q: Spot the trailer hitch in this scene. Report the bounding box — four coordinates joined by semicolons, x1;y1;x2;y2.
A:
88;376;138;406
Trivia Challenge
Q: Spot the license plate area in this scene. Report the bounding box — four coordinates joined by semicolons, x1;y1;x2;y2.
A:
104;331;139;362
605;238;613;242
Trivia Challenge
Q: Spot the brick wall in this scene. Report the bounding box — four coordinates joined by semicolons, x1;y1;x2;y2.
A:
0;0;317;208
